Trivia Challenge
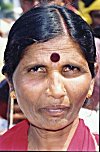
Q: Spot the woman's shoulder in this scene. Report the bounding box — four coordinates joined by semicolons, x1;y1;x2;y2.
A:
79;118;99;150
0;119;29;150
93;133;99;145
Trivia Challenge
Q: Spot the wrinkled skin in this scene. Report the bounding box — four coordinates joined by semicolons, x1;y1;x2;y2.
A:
11;35;95;132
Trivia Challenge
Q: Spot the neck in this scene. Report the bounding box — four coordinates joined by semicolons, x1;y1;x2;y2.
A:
28;117;79;151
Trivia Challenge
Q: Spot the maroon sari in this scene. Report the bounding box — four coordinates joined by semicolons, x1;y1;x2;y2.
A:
0;119;99;151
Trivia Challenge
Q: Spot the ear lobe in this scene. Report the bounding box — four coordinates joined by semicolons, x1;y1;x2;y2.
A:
5;77;16;99
5;76;14;92
87;62;99;97
94;62;99;76
87;78;95;98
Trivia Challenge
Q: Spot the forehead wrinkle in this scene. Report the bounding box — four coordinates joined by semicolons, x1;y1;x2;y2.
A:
24;45;84;61
22;49;87;68
24;34;80;52
22;35;86;66
18;46;88;72
25;40;82;56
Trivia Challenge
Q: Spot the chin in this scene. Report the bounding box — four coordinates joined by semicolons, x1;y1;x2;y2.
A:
39;118;71;131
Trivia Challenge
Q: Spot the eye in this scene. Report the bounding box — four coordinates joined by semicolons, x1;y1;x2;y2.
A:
62;64;81;77
63;65;80;72
28;65;47;73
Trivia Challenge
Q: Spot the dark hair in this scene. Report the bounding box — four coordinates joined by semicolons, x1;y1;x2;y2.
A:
2;4;96;82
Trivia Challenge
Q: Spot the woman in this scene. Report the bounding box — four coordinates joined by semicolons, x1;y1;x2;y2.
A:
0;2;99;151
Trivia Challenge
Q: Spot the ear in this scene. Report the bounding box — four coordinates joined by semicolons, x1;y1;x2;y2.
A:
87;62;99;98
5;77;16;99
4;75;14;92
87;79;95;98
94;62;99;77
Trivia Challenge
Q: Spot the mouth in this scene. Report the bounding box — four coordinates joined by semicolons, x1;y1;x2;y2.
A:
39;105;70;117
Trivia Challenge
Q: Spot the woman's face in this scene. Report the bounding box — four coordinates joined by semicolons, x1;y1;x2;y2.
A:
12;35;94;130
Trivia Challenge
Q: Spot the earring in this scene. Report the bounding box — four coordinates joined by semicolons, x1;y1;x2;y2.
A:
87;90;92;98
10;91;16;99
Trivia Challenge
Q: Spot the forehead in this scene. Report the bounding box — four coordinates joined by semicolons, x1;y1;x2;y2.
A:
15;35;89;70
24;35;84;58
19;35;88;68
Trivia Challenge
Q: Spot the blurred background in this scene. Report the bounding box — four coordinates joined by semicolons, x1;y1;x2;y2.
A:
0;0;100;135
0;0;22;82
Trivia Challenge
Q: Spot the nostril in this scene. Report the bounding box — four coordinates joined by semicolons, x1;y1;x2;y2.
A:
46;86;66;99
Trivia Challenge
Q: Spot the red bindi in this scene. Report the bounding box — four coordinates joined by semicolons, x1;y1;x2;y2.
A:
50;53;60;62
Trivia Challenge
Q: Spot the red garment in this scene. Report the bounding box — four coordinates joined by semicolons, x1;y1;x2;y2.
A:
0;119;99;151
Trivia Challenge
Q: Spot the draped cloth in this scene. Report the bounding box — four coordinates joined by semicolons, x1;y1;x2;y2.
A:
78;0;100;24
0;119;99;151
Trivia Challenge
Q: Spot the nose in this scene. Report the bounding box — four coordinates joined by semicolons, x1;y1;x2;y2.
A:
47;72;66;99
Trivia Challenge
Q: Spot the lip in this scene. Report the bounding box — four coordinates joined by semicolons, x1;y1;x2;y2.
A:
39;105;70;117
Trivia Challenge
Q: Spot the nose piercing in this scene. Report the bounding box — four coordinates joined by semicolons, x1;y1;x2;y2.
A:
50;53;60;62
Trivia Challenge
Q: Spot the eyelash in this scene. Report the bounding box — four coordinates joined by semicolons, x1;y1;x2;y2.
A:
28;65;46;73
28;64;80;74
63;64;80;72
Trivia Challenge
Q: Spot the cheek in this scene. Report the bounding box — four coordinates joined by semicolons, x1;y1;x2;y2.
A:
13;77;46;108
66;76;91;104
13;80;41;119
